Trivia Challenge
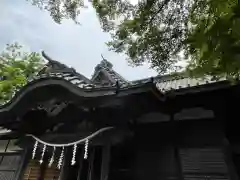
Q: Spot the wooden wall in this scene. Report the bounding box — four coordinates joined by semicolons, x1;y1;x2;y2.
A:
108;119;234;180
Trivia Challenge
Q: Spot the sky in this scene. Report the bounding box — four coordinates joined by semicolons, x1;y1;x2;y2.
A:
0;0;157;80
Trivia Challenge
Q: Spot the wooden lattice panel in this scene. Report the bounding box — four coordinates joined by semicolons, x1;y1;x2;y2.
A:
0;155;22;170
0;171;15;180
180;148;230;180
0;155;22;180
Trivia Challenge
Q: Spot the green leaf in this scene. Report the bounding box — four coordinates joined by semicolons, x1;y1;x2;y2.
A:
0;43;44;104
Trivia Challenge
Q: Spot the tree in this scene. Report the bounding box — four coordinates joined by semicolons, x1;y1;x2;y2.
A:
0;43;44;104
28;0;240;78
27;0;86;23
186;0;240;79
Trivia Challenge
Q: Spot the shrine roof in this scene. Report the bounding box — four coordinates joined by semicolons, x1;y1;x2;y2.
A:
0;52;232;109
0;52;234;134
134;74;228;94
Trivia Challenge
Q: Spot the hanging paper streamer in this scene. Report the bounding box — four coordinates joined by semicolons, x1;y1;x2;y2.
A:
58;147;64;169
40;144;46;164
49;147;56;167
28;127;113;166
27;127;113;147
84;139;89;159
71;144;77;165
32;141;38;159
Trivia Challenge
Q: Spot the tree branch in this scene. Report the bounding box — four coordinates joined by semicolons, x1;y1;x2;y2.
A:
148;0;171;25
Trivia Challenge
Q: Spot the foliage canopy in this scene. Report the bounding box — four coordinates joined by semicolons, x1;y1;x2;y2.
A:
28;0;240;78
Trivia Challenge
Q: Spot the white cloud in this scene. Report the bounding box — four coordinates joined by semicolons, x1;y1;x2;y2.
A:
0;0;157;80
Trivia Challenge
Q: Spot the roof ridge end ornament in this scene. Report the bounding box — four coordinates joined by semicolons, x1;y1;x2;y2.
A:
150;77;154;83
42;51;52;62
101;54;106;61
41;51;68;68
115;80;119;94
100;54;113;69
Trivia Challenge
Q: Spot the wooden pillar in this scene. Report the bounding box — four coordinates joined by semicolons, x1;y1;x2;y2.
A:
101;144;111;180
170;112;183;180
76;148;84;180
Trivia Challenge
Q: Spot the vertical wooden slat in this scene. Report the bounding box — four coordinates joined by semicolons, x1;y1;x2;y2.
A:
42;163;60;180
175;147;184;180
76;149;84;180
88;149;95;180
101;145;110;180
37;158;47;180
172;112;183;180
22;160;41;180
